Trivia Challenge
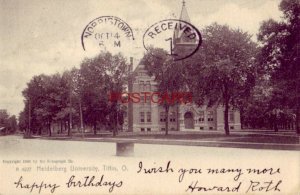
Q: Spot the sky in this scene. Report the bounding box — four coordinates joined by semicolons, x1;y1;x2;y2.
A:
0;0;282;116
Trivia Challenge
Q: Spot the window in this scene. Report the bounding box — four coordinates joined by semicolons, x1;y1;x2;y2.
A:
141;128;145;132
140;96;145;104
208;111;214;121
146;112;151;122
145;81;151;91
229;111;234;122
147;128;151;132
139;81;144;91
170;112;176;122
140;112;145;122
146;96;151;104
160;112;166;122
199;127;204;130
144;96;149;105
198;111;204;122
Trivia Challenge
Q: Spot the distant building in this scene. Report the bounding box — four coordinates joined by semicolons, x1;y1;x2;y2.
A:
0;109;8;134
123;1;241;132
0;127;6;134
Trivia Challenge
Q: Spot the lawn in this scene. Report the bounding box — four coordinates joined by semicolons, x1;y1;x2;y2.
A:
81;131;300;144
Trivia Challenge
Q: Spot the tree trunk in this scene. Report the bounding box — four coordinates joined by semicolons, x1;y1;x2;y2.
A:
68;114;72;136
69;111;72;129
113;126;116;137
79;101;84;133
224;100;230;136
69;79;73;136
223;83;230;136
113;116;117;137
113;104;119;137
273;112;278;132
93;122;97;135
165;105;169;136
274;121;278;132
48;121;52;137
176;104;180;131
240;107;244;129
67;119;71;136
60;120;63;134
296;106;300;134
63;120;69;132
28;100;31;137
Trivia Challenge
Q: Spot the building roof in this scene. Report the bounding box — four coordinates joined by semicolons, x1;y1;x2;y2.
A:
174;0;190;41
179;0;191;23
173;0;197;45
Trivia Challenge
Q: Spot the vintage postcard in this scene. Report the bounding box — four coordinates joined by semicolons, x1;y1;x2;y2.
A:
0;0;299;194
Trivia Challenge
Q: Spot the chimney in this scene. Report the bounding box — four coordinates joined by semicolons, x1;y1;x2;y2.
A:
127;57;134;132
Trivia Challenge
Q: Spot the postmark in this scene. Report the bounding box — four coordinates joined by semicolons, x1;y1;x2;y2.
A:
81;16;134;52
143;19;202;61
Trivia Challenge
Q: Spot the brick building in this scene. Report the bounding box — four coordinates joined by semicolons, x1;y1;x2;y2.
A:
123;1;241;132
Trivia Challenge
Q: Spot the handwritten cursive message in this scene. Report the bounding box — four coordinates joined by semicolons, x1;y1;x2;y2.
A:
4;159;287;194
13;175;123;194
137;161;282;193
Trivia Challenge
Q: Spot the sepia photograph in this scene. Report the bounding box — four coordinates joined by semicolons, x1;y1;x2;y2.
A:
0;0;299;194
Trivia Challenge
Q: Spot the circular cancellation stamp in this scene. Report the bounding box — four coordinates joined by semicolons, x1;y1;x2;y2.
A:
81;16;135;52
143;19;202;61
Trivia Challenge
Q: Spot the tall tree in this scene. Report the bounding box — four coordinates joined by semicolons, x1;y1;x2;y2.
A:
141;47;185;135
258;0;300;134
0;110;10;134
79;52;128;136
8;115;17;133
68;67;84;133
18;111;27;132
20;52;128;137
22;74;68;136
186;23;258;135
59;69;78;136
22;74;49;135
103;53;128;136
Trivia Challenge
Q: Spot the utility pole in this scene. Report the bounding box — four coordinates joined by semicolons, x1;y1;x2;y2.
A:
116;104;119;136
79;100;84;138
127;57;133;132
68;75;73;136
28;99;31;137
296;42;300;134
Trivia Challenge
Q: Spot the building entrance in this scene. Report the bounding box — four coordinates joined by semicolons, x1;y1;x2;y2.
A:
184;112;194;129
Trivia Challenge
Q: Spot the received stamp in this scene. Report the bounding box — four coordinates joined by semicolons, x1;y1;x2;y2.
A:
81;16;135;52
143;19;202;61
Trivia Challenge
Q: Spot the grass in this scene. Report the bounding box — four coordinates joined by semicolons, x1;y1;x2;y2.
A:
29;130;300;145
80;132;299;144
